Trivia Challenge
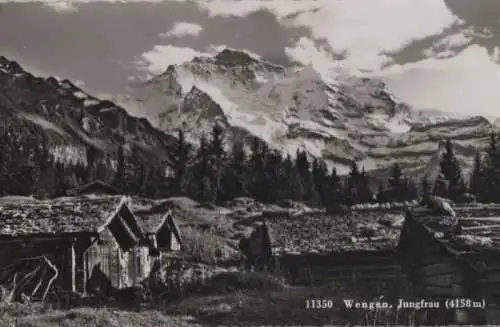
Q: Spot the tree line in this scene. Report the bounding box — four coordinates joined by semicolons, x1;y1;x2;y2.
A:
1;121;499;206
115;125;422;206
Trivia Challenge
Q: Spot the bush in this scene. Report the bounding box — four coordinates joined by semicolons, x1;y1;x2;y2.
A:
182;227;242;265
182;271;288;297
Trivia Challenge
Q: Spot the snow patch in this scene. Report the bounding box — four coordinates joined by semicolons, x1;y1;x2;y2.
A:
51;144;87;166
73;91;87;99
84;98;100;107
18;113;69;136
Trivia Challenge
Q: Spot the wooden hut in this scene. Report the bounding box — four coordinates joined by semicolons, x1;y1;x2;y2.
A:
138;209;182;256
0;195;149;298
397;205;500;325
242;210;408;287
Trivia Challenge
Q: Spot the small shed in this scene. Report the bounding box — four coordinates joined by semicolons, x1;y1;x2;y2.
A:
65;180;121;197
137;209;183;256
0;195;149;298
397;205;500;325
242;210;408;287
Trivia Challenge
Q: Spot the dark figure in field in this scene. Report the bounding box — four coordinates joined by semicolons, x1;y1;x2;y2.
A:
86;263;148;311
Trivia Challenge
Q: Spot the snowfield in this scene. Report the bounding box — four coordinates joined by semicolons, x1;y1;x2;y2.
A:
124;48;500;179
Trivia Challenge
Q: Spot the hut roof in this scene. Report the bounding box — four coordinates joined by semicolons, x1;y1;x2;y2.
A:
264;210;405;256
0;195;135;237
135;206;183;241
405;205;500;254
65;180;121;196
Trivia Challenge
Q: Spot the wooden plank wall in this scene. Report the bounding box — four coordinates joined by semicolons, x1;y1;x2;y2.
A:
279;251;408;286
400;216;488;325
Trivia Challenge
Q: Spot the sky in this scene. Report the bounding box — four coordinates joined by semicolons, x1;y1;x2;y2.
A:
1;0;500;117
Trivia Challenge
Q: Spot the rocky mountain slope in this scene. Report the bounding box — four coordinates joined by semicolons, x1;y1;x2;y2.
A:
123;48;498;179
0;55;176;196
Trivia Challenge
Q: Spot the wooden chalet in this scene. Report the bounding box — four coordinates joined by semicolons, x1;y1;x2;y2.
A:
137;209;182;256
243;210;408;287
398;205;500;325
0;195;149;298
65;180;121;197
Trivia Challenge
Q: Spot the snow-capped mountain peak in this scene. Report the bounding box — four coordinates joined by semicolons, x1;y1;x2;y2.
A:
125;48;499;177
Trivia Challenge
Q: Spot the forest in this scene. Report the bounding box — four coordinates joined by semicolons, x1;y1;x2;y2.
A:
0;123;498;207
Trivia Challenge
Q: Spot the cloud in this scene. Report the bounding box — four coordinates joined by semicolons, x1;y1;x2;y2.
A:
207;45;263;59
192;0;320;20
380;44;500;116
9;0;165;13
136;45;213;74
159;21;204;38
137;43;267;74
189;0;459;73
284;37;341;80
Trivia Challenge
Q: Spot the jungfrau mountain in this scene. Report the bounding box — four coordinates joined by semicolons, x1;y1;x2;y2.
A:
122;48;497;179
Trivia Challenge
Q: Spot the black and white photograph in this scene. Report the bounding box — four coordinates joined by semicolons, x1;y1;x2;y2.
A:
1;0;500;325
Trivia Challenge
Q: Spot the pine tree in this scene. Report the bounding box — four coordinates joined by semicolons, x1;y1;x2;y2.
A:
208;124;226;204
222;141;248;200
247;138;267;201
377;182;388;203
326;167;343;205
404;177;419;200
345;161;360;204
171;129;191;196
434;139;467;201
358;167;373;203
388;163;403;201
281;154;303;201
264;150;284;203
112;144;126;192
191;135;212;202
311;158;329;206
294;149;317;203
469;151;484;200
421;173;432;201
484;133;500;202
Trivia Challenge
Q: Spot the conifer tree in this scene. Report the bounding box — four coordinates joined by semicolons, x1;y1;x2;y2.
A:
326;167;343;205
264;149;283;203
222;141;248;200
295;149;317;203
434;139;467;201
171;129;191;196
311;158;329;205
345;161;360;204
404;177;419;200
281;154;303;201
191;135;212;202
484;133;500;202
208;125;226;204
377;182;388;203
421;173;432;201
469;151;484;200
358;167;373;203
112;143;126;192
388;163;404;201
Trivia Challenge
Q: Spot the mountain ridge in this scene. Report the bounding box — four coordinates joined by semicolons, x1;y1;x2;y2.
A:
0;55;177;197
123;48;498;178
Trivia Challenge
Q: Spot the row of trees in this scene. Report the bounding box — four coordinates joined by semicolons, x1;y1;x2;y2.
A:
118;125;347;206
114;125;422;206
2;120;499;206
156;126;500;206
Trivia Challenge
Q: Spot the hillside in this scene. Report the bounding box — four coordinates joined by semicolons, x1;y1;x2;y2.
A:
122;48;498;178
0;55;177;197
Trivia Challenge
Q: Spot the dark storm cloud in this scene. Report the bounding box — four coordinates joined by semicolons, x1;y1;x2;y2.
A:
384;0;500;67
0;2;312;95
443;0;500;57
